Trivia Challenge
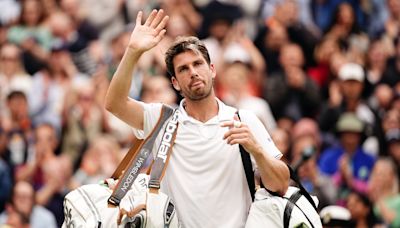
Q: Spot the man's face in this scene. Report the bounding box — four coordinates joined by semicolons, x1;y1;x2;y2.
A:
171;51;215;101
13;182;34;217
341;80;363;100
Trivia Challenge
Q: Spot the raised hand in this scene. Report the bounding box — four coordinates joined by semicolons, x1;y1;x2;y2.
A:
129;9;169;52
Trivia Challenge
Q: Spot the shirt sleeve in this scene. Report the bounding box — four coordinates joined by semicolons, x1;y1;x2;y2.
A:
132;102;163;139
239;109;283;167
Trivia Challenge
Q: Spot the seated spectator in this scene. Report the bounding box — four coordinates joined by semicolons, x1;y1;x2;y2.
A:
386;128;400;179
62;78;109;169
270;128;290;163
0;181;57;228
1;91;32;169
0;43;32;117
69;134;121;189
319;62;379;154
7;0;52;74
291;131;336;209
346;190;382;228
264;43;321;121
318;113;376;204
368;157;400;227
36;155;72;227
219;61;276;132
0;158;12;213
15;123;58;189
140;75;177;106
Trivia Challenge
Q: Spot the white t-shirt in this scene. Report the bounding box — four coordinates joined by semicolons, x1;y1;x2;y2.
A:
133;98;282;228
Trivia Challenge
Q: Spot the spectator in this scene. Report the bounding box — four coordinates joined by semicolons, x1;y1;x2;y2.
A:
307;37;340;91
79;0;125;43
319;62;378;153
364;39;391;98
1;91;33;169
7;0;52;74
271;128;290;163
69;134;121;189
28;46;88;134
268;0;319;67
382;36;400;87
386;128;400;178
0;180;57;228
48;12;97;76
0;157;12;213
59;0;100;43
219;61;276;132
35;155;72;227
0;43;32;117
15;123;58;188
62;78;109;169
264;43;321;121
368;157;400;227
347;190;382;228
318;113;376;204
291;127;337;209
379;109;400;156
254;23;289;75
140;75;177;106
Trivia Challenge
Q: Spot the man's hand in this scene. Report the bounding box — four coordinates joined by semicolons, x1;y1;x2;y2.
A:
128;9;169;52
221;117;262;155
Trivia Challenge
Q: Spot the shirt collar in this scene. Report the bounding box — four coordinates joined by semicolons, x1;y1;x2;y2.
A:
178;98;234;125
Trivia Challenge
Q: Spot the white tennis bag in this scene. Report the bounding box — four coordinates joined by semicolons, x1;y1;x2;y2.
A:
62;175;180;228
245;187;322;228
62;106;181;228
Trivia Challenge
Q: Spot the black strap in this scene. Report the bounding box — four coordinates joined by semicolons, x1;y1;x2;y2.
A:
239;145;256;201
287;165;317;211
283;190;302;228
236;111;256;201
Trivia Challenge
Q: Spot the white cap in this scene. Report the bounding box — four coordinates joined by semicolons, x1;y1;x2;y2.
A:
338;63;364;82
223;43;251;64
320;205;351;225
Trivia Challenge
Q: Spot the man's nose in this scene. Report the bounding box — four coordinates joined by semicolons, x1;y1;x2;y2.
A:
189;65;198;78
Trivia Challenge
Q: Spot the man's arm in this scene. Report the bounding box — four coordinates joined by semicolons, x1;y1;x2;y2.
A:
104;10;169;129
222;117;289;195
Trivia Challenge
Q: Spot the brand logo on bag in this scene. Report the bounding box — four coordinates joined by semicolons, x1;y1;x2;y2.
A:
121;150;148;192
157;111;179;163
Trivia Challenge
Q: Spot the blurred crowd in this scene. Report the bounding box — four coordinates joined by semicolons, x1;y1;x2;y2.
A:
0;0;399;227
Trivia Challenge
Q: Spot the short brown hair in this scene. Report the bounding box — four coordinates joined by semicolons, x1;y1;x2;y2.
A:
165;36;210;78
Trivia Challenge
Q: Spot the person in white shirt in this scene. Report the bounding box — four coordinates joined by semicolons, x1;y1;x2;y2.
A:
104;9;289;228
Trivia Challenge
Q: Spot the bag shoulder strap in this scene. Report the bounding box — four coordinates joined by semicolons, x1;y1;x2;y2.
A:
148;109;180;194
236;111;256;201
108;104;175;207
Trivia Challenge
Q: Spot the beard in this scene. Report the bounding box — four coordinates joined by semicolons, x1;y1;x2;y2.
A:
180;79;214;101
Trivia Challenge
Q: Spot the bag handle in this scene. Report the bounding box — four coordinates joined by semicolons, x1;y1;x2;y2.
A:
108;105;175;207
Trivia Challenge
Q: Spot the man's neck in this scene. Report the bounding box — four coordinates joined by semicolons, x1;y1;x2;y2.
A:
183;96;219;123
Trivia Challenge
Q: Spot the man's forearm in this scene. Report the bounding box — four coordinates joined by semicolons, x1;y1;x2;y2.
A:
252;148;289;195
105;48;143;113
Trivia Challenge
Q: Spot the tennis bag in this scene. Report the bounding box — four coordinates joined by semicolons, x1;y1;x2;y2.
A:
245;186;322;228
62;105;181;228
236;111;321;228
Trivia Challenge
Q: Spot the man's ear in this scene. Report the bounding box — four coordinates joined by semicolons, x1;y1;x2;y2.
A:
210;63;216;80
171;77;180;91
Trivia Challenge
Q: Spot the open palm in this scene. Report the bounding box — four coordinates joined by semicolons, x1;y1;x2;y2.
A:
129;9;169;52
